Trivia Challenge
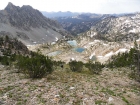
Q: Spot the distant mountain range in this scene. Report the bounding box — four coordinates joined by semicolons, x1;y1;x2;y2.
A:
0;2;139;46
42;12;109;35
0;2;70;45
54;14;110;35
42;11;80;18
42;11;140;38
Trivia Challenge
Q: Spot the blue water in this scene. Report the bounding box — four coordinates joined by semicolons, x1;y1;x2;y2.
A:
47;51;62;56
67;40;77;46
74;48;85;53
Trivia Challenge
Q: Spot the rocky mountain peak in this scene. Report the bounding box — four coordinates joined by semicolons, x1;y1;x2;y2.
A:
1;2;62;30
6;2;14;8
5;2;20;12
0;2;70;45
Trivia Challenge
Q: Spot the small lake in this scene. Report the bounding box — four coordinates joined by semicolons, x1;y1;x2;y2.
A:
90;55;97;61
47;51;62;56
74;47;85;53
67;40;77;46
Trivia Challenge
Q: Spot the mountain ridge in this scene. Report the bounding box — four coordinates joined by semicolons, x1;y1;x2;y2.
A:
83;13;140;41
0;2;70;45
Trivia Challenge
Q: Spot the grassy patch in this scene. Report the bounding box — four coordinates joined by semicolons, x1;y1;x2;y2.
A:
100;87;116;96
95;100;106;105
121;96;131;105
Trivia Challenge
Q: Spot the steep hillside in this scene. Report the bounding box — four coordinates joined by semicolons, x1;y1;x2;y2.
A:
0;36;29;56
0;2;70;45
86;13;140;41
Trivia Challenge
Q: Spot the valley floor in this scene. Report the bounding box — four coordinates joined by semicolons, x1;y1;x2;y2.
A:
0;65;140;105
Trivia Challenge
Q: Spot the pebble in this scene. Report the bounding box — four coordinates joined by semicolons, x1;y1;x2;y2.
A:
108;97;114;102
54;95;60;97
3;94;7;99
70;87;75;90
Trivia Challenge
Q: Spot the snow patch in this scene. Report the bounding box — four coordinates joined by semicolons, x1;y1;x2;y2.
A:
89;52;95;59
55;37;58;41
70;58;75;61
51;42;56;45
125;20;130;23
105;51;114;57
129;28;136;33
89;42;94;45
97;56;103;58
131;46;134;48
115;48;128;54
89;40;100;45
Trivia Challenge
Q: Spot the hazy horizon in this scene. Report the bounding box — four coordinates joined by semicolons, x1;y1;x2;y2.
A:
0;0;140;14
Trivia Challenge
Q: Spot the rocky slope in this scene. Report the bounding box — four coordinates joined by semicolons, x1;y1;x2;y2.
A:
0;2;70;45
0;36;29;56
85;13;140;41
0;65;140;105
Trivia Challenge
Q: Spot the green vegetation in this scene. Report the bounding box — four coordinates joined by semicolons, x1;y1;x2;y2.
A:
121;96;131;105
16;52;54;78
0;52;54;78
69;60;83;72
95;100;107;105
107;48;136;68
0;36;139;81
0;54;17;65
85;61;104;74
106;41;140;81
68;60;104;75
0;36;55;78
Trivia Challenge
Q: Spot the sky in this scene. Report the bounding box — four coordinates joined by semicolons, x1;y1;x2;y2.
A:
0;0;140;14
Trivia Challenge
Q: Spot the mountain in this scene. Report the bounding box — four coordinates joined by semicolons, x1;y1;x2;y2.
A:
41;11;79;18
0;2;69;45
42;12;137;36
84;13;140;41
54;13;110;35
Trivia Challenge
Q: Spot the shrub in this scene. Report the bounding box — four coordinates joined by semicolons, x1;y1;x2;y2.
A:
106;46;140;81
69;60;83;72
53;60;65;69
17;53;54;78
0;53;17;66
85;61;104;74
0;56;9;65
107;48;137;68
